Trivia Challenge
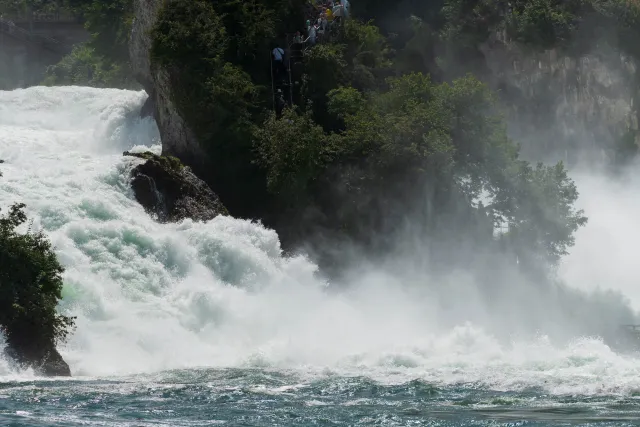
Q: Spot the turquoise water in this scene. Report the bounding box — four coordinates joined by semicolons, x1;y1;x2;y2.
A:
3;370;640;426
2;87;640;426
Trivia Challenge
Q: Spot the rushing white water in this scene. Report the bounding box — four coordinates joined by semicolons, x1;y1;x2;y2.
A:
1;86;640;396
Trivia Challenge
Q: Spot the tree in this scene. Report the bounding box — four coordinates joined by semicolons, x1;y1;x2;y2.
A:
0;203;75;375
64;0;133;63
254;71;586;267
150;0;267;216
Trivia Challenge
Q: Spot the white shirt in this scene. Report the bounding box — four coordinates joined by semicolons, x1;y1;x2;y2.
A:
307;26;317;41
272;47;284;61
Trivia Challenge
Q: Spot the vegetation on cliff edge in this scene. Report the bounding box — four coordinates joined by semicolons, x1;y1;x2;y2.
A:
0;202;75;367
21;0;640;274
147;0;588;275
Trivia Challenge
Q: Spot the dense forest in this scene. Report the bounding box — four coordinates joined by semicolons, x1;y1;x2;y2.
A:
5;0;640;276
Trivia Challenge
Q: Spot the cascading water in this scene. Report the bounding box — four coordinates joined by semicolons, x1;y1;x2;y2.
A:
1;86;640;426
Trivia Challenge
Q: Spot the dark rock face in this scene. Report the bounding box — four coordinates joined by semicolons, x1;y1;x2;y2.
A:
130;0;206;167
124;151;228;222
140;94;155;119
4;342;71;377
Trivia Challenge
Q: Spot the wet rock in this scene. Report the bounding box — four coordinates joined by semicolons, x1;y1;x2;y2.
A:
4;342;71;377
140;94;155;119
124;151;228;222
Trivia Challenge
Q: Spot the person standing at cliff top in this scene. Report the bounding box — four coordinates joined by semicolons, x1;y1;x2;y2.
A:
272;45;286;80
342;0;350;17
333;0;344;22
305;24;317;46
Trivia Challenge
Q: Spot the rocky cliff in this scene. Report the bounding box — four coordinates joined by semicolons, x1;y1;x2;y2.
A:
130;1;638;169
480;31;639;164
130;0;204;166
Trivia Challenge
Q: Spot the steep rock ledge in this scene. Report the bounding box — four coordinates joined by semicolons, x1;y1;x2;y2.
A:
129;0;204;167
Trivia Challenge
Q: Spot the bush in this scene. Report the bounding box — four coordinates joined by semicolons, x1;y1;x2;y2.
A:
254;108;340;202
0;204;75;350
322;73;584;265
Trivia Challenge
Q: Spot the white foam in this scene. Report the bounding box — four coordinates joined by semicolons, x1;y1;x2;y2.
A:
0;86;639;397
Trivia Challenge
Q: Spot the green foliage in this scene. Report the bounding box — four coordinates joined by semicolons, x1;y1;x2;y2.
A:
212;0;276;62
254;108;339;201
2;0;601;279
256;71;586;265
0;0;135;88
143;0;588;269
0;203;75;348
65;0;132;63
440;0;583;49
302;43;349;125
440;0;503;46
301;19;391;129
589;0;640;57
494;162;587;264
42;44;136;88
31;0;135;89
150;0;259;143
437;0;640;52
150;0;226;68
150;0;265;215
341;19;392;88
0;0;60;15
503;0;583;48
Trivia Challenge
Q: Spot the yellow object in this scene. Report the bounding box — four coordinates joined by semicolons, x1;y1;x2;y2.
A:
326;8;333;20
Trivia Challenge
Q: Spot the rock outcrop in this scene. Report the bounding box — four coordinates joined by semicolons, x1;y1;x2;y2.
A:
479;32;639;163
4;343;70;377
124;151;228;222
129;0;204;166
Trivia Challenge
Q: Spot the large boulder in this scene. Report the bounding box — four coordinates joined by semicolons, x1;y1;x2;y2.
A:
124;151;228;222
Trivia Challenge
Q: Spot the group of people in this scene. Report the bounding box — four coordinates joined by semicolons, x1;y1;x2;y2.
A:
271;0;352;116
300;0;351;46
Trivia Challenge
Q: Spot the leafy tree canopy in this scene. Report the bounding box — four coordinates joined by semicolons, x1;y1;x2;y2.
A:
0;203;75;350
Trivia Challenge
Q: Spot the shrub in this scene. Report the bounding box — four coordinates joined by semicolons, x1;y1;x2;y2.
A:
0;204;75;349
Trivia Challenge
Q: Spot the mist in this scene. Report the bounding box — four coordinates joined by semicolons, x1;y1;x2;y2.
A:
560;161;640;310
